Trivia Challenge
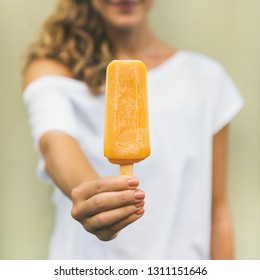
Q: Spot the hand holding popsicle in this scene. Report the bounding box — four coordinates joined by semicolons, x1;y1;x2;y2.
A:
71;176;145;241
104;60;150;175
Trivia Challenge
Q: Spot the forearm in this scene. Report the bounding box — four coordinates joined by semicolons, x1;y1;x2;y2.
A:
40;132;99;198
210;200;234;259
211;125;234;259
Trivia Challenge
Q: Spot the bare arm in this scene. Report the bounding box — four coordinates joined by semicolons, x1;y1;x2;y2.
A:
211;125;234;259
39;132;99;197
23;60;145;241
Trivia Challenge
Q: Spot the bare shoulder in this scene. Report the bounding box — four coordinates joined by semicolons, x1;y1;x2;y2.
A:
23;59;74;90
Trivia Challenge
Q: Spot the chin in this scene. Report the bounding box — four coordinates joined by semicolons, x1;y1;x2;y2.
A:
109;14;145;29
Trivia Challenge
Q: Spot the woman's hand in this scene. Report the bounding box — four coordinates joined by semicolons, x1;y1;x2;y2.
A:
37;131;145;241
71;176;145;241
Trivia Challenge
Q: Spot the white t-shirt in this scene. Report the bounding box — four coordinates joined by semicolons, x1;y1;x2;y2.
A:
23;51;244;259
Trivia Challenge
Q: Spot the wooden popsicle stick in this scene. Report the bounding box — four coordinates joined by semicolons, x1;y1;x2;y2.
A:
120;164;134;176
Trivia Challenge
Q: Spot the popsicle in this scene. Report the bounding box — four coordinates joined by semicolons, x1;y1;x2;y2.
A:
104;60;150;176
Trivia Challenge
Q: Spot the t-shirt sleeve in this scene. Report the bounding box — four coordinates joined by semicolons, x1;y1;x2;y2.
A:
23;76;81;183
211;65;244;134
23;77;80;148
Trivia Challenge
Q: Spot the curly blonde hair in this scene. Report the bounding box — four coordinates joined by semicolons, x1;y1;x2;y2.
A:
24;0;113;94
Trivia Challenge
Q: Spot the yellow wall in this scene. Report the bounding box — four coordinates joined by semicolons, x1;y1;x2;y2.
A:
0;0;259;259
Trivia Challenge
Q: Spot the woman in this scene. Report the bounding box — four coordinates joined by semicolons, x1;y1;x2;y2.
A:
22;0;243;259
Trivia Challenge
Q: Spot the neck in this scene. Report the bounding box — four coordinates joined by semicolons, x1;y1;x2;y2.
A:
105;22;176;70
105;21;157;60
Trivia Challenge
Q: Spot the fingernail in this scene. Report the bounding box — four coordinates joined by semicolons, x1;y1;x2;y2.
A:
134;189;145;199
136;208;145;215
135;201;145;208
128;178;139;187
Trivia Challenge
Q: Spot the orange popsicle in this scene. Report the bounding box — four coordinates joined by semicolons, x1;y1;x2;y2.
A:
104;60;150;175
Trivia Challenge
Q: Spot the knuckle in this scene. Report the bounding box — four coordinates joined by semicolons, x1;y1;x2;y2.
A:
95;179;104;194
93;196;105;211
71;206;80;220
96;213;106;227
71;187;81;201
82;219;93;233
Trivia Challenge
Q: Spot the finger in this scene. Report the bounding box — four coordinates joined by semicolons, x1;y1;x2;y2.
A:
95;209;145;241
72;176;139;201
82;203;144;233
73;189;145;219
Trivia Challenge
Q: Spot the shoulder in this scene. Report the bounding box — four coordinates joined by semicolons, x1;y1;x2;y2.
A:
23;59;74;90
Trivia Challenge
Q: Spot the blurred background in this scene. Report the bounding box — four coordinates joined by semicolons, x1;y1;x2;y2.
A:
0;0;259;259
